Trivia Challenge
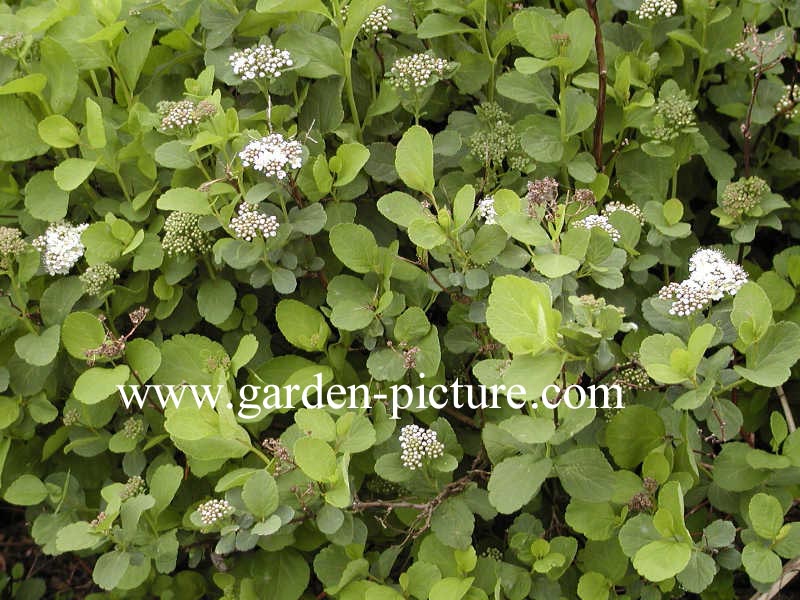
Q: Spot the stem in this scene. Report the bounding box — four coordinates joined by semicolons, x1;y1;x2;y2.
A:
343;62;363;138
586;0;606;170
776;386;797;433
742;70;762;177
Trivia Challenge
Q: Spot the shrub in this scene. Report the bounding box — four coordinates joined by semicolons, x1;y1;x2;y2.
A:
0;0;799;598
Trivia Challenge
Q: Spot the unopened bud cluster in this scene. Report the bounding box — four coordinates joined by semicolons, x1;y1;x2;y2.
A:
229;44;293;81
635;0;677;20
477;196;497;225
0;226;26;270
399;424;445;470
362;5;393;34
720;176;769;217
387;53;451;91
658;248;747;316
161;212;213;256
198;498;234;526
90;511;107;528
157;99;216;133
645;86;696;142
122;417;145;439
603;201;645;225
776;84;800;119
229;202;279;241
121;475;146;500
482;547;503;561
32;222;88;276
611;366;651;390
80;263;119;296
469;102;523;170
573;214;621;242
62;408;80;427
0;32;24;53
239;133;303;180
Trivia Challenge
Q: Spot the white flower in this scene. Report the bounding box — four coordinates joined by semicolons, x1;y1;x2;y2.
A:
573;214;621;242
636;0;677;19
197;499;233;526
32;222;88;275
602;201;645;225
362;5;392;34
387;53;450;91
399;424;445;470
229;202;279;241
658;248;748;316
239;133;303;180
477;196;497;225
157;99;216;133
229;44;293;81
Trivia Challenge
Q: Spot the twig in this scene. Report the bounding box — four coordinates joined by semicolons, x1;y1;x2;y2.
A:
749;556;800;600
776;385;797;433
585;0;607;170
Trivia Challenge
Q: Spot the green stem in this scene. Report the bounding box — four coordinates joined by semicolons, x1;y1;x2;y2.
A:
202;255;217;279
343;62;363;138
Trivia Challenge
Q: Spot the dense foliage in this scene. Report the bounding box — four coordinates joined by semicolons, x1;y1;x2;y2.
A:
1;0;800;598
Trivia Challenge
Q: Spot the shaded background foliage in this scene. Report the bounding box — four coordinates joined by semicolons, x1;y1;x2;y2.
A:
0;0;800;598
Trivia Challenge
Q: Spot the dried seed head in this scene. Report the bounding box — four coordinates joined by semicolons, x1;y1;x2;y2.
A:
526;177;560;220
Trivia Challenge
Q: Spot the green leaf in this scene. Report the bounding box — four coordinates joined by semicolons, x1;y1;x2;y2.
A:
56;522;102;552
417;14;476;38
396;125;435;195
469;224;507;264
85;97;106;149
533;253;581;278
38;114;80;148
713;442;768;491
486;275;561;355
62;312;106;359
256;0;331;18
488;454;552;514
53;158;96;191
276;300;330;353
4;474;49;505
452;185;475;228
293;437;337;482
15;325;60;366
73;365;131;405
242;469;279;519
429;577;474;600
0;97;48;161
331;143;370;187
639;333;690;384
514;10;557;59
0;73;47;97
329;223;378;273
742;544;782;584
735;322;800;387
40;38;78;113
431;497;475;550
156;187;211;215
606;406;665;469
24;170;69;222
749;493;784;540
408;219;447;249
93;550;130;591
565;499;617;540
676;551;717;594
197;279;236;325
116;23;156;94
377;191;426;228
632;539;692;582
731;282;772;345
577;572;611;600
555;448;616;503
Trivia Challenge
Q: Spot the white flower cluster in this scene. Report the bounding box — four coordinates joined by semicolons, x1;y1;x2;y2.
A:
121;475;146;500
198;498;234;526
239;133;303;179
0;32;24;52
658;248;748;316
32;222;88;276
362;5;393;34
477;196;497;225
635;0;677;19
387;53;450;91
776;84;800;119
603;201;645;225
157;99;216;133
230;202;279;241
229;44;293;81
399;424;445;470
573;214;621;242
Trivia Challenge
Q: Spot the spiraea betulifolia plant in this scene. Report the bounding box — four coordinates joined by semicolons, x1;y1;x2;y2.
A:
0;0;800;598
